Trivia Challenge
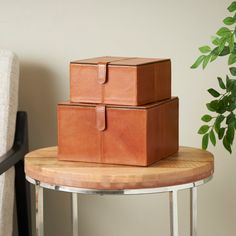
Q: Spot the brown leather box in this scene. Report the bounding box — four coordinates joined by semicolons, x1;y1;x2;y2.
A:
70;56;171;106
57;97;179;166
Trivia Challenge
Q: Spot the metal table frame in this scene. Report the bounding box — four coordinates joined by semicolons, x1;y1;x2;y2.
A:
26;175;213;236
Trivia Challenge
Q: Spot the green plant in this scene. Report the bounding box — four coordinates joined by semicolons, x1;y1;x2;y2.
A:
191;1;236;153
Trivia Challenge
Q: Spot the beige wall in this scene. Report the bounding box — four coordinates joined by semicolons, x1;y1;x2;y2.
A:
1;0;236;235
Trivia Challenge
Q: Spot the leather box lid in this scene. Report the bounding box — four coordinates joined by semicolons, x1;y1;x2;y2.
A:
58;97;178;110
71;56;170;66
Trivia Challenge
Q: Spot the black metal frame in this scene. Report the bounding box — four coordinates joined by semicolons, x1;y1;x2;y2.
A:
0;111;31;236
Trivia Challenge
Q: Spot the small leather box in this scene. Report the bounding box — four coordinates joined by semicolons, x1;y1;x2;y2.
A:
57;97;179;166
70;56;171;106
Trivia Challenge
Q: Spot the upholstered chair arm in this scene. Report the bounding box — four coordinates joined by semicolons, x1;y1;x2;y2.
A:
0;112;28;175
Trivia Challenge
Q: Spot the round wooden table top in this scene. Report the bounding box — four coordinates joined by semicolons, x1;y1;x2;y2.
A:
25;146;214;190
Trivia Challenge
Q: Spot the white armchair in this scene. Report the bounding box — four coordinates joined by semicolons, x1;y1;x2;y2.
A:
0;50;30;236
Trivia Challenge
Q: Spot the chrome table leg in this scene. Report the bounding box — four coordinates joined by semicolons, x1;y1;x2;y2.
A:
190;187;197;236
35;183;44;236
72;193;79;236
169;190;179;236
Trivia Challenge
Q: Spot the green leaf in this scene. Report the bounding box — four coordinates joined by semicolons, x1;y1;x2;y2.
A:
191;55;205;69
202;133;209;150
227;95;236;111
230;92;236;98
219;46;230;56
211;36;220;45
226;76;236;91
211;47;220;55
228;53;236;65
233;43;236;53
226;124;235;144
227;98;236;111
216;27;231;37
223;17;236;25
229;67;236;76
226;75;230;88
211;47;220;61
215;115;225;133
228;1;236;12
198;125;210;134
201;114;213;122
223;136;232;153
208;88;221;97
210;54;218;62
228;34;235;52
202;55;211;69
199;46;211;53
218;38;228;54
226;112;236;125
217;97;229;114
206;103;214;112
206;100;218;112
217;77;226;89
217;114;225;123
209;129;216;146
218;127;226;139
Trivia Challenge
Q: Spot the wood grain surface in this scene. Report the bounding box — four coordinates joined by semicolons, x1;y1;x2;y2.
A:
25;146;214;190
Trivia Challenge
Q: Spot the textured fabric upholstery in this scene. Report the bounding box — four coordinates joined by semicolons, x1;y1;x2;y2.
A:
0;50;19;236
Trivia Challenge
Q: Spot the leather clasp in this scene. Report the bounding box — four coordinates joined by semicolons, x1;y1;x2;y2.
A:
97;62;108;84
96;105;106;131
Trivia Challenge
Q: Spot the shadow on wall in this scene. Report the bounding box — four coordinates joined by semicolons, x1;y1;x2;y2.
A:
18;62;60;150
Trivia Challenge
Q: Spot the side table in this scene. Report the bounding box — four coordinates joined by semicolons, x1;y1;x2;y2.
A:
25;146;214;236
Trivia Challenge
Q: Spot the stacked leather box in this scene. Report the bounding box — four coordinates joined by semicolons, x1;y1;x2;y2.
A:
57;56;179;166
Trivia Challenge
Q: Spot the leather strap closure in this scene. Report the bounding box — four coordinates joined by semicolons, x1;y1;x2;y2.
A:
97;58;136;85
97;62;108;84
96;105;106;131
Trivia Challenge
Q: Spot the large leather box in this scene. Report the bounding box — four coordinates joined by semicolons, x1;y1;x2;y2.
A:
70;56;171;106
57;97;179;166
